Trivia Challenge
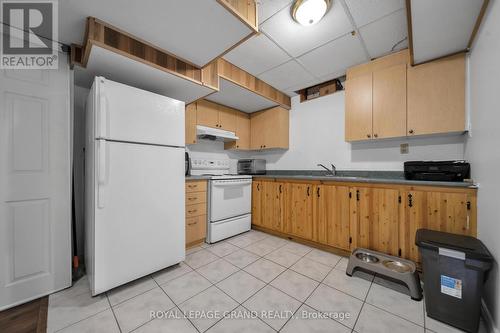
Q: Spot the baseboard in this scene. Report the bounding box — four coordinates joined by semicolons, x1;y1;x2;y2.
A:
482;299;499;333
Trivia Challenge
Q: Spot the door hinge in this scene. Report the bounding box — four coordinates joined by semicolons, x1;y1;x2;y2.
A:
356;190;360;201
467;201;471;210
398;248;402;257
398;195;401;203
349;237;352;244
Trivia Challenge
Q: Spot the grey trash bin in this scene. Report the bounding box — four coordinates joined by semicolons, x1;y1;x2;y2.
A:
416;229;493;333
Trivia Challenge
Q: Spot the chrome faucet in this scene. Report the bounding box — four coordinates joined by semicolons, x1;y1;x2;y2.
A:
317;163;336;176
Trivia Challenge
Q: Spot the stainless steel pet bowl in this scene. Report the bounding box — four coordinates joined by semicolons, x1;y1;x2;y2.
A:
355;252;379;263
382;260;412;273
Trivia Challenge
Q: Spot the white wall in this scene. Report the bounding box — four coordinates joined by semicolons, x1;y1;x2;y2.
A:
252;92;466;171
465;0;500;329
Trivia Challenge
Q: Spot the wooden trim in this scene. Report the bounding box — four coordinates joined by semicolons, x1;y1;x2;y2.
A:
74;17;218;91
201;60;220;90
216;0;259;32
251;225;351;257
405;0;415;65
216;58;291;109
186;239;205;248
70;44;83;68
468;0;490;48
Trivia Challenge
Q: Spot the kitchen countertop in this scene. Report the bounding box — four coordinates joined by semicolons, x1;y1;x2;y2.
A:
253;170;477;188
185;171;477;188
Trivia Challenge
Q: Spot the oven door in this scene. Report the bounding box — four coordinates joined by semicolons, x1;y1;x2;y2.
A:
209;178;252;222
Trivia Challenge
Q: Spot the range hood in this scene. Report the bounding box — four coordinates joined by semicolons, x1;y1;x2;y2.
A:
196;125;239;142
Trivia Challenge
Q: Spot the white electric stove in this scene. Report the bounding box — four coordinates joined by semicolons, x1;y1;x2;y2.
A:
190;158;252;243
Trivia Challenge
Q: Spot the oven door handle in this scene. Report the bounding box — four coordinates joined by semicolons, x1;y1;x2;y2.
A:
212;180;252;186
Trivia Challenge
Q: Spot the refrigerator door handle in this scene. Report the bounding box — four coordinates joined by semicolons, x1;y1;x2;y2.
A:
97;139;106;208
99;94;107;138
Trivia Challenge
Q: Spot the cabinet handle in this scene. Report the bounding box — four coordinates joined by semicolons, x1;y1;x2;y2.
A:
257;183;260;191
236;145;239;148
187;221;198;226
408;193;413;207
279;184;282;193
317;187;320;197
188;209;197;214
263;145;266;148
374;134;378;138
307;186;310;196
187;197;196;201
187;185;197;189
409;129;414;134
356;190;360;201
367;134;371;138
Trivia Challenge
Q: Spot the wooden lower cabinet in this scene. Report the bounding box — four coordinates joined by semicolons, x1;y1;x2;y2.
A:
313;184;351;250
351;187;401;257
399;189;476;262
251;179;477;264
286;183;314;240
185;180;207;247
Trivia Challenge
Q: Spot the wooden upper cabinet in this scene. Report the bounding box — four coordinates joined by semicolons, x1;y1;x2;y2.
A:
218;105;237;132
373;64;407;139
352;187;400;256
225;111;250;150
196;100;237;131
185;103;197;145
196;100;219;129
250;106;289;150
345;74;373;141
286;183;314;240
407;53;466;136
314;185;351;250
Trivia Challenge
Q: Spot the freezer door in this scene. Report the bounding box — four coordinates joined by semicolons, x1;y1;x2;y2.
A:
92;140;184;295
94;77;185;146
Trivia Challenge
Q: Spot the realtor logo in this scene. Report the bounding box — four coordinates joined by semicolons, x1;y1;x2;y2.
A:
1;0;58;69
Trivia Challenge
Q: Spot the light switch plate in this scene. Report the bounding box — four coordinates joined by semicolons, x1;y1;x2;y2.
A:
400;143;409;154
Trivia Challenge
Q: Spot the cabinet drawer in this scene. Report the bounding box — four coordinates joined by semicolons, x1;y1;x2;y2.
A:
186;180;207;193
186;215;206;244
186;191;206;205
186;203;206;218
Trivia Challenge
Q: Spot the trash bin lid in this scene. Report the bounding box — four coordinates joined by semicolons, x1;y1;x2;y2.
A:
415;229;493;262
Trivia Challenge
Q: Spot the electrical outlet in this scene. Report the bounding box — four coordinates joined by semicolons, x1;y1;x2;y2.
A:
400;143;409;154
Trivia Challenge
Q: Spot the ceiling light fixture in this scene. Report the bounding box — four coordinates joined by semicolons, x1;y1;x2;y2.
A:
291;0;332;26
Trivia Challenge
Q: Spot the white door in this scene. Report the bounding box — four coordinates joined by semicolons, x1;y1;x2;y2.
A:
94;77;185;146
210;179;252;222
91;140;184;295
0;57;72;310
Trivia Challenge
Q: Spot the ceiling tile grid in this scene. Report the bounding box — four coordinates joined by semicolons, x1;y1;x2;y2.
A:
225;0;409;96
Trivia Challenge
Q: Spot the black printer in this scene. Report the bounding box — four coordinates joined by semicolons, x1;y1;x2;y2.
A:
404;160;470;182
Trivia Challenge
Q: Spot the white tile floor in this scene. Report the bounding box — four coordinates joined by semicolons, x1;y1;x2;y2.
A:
47;230;489;333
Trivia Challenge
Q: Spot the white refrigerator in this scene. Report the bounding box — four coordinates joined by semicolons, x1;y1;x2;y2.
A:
85;77;185;295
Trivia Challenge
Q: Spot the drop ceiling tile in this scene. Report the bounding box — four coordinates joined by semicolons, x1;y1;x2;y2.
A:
297;33;368;78
345;0;405;27
223;34;291;76
258;60;315;91
260;1;353;57
359;9;408;59
258;0;293;23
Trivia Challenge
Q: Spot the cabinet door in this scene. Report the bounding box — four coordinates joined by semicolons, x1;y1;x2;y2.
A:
354;187;400;256
196;100;219;129
400;190;476;262
225;111;250;150
185;103;197;145
264;107;289;149
261;181;286;232
373;64;407;139
314;185;351;250
251;181;263;227
345;73;373;141
250;110;266;149
407;53;465;136
218;105;237;132
287;183;314;240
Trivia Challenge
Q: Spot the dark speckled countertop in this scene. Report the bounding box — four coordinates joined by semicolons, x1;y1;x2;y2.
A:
253;170;477;188
185;170;476;188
